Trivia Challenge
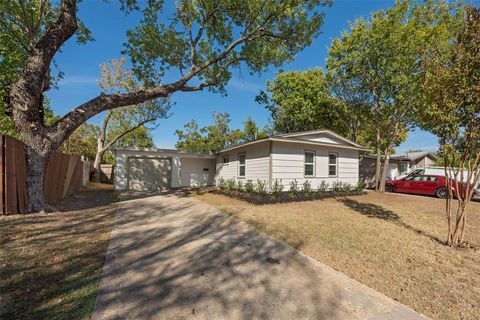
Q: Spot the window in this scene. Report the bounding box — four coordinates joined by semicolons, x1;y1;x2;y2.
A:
238;152;246;177
304;151;315;176
328;153;337;177
223;155;229;164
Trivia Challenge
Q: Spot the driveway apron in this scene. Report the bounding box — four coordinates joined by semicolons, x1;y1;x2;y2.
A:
92;193;428;320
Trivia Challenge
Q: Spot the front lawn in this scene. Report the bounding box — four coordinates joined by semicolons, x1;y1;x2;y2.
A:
0;184;117;320
194;191;480;320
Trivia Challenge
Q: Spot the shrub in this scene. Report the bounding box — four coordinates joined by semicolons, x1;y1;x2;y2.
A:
343;182;352;192
332;180;342;193
245;179;255;194
236;180;244;193
289;179;299;198
256;179;268;196
272;179;284;198
317;180;329;195
218;178;227;191
226;178;236;192
302;180;313;197
356;181;365;192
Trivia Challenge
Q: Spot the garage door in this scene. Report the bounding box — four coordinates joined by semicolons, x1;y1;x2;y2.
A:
127;157;171;191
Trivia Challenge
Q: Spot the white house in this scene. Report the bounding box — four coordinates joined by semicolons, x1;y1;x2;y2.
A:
113;129;368;191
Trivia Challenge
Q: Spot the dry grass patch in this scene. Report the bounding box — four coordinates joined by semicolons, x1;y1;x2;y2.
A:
194;191;480;320
0;184;117;320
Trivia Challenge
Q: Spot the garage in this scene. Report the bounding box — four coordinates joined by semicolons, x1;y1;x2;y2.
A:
127;157;171;191
114;148;216;191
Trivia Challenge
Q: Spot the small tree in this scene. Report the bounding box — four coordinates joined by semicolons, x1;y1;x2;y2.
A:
418;6;480;246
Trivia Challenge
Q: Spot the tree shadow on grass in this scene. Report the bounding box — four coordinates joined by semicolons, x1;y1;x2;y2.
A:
338;198;444;245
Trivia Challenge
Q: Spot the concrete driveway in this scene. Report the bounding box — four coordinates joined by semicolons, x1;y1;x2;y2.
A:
92;192;427;320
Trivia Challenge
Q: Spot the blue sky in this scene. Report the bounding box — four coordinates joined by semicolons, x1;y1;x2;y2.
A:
46;0;476;153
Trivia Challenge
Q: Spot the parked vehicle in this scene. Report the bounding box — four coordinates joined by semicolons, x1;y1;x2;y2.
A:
385;174;457;199
397;167;480;200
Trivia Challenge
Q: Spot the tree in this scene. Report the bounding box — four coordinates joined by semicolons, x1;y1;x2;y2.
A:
3;0;330;212
175;112;238;153
326;0;456;192
418;6;479;246
256;69;349;136
175;113;267;152
241;116;268;142
92;58;170;181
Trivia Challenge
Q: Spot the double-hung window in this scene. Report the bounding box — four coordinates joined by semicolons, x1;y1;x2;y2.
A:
328;153;338;177
238;152;246;178
304;151;315;177
223;155;229;164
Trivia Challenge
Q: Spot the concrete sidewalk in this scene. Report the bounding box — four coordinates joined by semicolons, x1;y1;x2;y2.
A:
92;192;428;320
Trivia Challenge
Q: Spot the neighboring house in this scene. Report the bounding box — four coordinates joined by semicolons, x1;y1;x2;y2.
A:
113;129;368;191
359;151;438;188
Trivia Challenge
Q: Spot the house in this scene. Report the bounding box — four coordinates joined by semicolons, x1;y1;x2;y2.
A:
359;151;438;188
113;129;369;191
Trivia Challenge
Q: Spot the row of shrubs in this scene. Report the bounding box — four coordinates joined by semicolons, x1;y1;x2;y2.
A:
217;178;364;200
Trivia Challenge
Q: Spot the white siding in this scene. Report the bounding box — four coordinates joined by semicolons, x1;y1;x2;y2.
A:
215;141;270;184
271;141;359;189
114;150;215;190
180;158;215;187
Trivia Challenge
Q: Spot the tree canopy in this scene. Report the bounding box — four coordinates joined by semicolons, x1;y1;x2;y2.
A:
256;69;349;136
175;113;268;153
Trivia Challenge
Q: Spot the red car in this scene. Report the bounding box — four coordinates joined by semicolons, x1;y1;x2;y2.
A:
385;174;454;199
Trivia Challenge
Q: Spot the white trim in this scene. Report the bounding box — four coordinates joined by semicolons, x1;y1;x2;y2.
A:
238;152;246;178
328;152;338;177
304;150;315;177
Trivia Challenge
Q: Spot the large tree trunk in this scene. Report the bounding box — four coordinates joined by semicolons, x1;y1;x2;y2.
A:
24;146;51;212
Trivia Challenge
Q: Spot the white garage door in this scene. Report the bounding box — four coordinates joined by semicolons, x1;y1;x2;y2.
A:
127;157;171;191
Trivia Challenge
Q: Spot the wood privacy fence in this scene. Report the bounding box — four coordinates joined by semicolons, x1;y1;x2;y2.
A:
1;135;91;214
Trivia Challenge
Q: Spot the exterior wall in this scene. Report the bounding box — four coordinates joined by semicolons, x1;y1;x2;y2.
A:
215;141;270;184
114;150;215;190
271;141;360;189
359;157;411;188
411;156;435;169
180;158;216;187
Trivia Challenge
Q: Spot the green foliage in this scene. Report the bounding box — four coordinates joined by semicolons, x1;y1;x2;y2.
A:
331;180;342;193
327;0;459;154
60;123;99;161
356;181;366;192
288;179;299;198
302;180;313;197
244;179;255;194
218;178;227;191
236;180;244;193
175;113;267;153
0;0;93;136
123;0;331;91
271;179;284;198
255;180;268;197
317;180;329;195
257;68;350;136
226;178;236;192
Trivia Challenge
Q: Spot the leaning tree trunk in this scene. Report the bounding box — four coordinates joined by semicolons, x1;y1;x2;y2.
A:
93;148;105;183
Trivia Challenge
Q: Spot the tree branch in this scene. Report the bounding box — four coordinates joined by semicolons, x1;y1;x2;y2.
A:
101;117;157;152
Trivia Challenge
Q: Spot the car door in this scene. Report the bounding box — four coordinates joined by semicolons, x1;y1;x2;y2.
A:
397;175;423;194
419;176;439;195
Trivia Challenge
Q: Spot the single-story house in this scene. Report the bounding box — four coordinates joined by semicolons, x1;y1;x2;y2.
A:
113;129;369;191
359;151;438;188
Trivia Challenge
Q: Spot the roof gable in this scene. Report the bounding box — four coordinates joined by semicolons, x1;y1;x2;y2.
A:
276;129;363;148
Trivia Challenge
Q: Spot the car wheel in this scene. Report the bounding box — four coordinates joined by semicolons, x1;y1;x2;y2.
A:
435;187;448;199
385;184;394;193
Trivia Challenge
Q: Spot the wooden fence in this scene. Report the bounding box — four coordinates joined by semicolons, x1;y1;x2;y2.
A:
1;135;91;214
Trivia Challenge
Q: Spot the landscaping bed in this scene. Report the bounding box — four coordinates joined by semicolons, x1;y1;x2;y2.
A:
215;178;365;204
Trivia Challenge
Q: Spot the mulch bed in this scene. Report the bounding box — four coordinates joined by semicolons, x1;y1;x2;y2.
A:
213;189;366;205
